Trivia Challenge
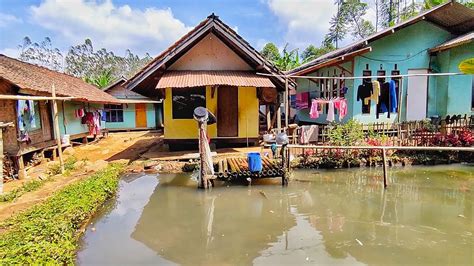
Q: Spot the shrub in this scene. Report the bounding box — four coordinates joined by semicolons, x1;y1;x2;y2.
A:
328;119;364;146
0;163;124;264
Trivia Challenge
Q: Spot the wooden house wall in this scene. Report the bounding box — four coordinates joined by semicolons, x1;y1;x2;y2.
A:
0;79;54;155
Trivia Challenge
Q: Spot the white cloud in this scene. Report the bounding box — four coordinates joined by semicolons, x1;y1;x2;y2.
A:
29;0;192;56
0;47;20;58
265;0;337;49
0;13;22;27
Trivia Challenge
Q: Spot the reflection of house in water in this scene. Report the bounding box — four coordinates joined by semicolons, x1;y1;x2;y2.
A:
130;174;296;265
290;169;473;265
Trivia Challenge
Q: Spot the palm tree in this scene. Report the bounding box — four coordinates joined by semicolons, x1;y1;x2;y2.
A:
84;69;113;89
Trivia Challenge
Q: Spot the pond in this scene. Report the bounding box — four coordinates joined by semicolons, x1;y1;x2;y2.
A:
77;165;473;265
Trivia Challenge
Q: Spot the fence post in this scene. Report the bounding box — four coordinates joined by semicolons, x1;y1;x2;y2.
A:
382;148;388;189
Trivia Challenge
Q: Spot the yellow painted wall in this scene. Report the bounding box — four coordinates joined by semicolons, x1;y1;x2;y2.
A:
164;86;258;139
237;86;259;138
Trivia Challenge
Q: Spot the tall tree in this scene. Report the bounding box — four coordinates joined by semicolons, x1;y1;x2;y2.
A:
18;37;63;71
343;0;376;39
301;43;335;63
260;43;280;62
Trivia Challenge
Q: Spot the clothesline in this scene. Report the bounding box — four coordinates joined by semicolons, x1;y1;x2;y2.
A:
256;72;466;80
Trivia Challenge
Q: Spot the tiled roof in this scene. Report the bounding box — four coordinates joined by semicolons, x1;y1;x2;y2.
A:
430;31;474;53
156;71;276;88
0;55;120;103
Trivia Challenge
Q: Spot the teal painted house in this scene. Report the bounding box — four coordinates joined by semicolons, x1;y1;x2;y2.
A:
103;77;162;131
289;1;474;125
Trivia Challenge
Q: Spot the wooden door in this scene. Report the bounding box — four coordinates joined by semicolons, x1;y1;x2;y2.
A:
406;69;428;121
217;86;238;137
135;103;147;128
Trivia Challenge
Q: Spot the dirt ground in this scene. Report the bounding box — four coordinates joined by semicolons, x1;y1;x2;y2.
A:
0;131;161;221
0;130;272;222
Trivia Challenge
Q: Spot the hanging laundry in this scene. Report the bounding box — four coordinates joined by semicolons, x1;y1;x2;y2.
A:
296;92;309;109
334;98;348;120
357;81;372;113
340;86;348;96
389;80;398;113
309;99;320;119
377;82;392;118
327;100;335;122
300;125;318;144
371;81;381;104
17;100;25;131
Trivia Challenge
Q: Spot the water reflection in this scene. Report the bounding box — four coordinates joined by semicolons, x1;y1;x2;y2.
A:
77;165;473;265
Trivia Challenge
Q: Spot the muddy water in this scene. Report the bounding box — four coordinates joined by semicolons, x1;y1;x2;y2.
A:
77;165;473;265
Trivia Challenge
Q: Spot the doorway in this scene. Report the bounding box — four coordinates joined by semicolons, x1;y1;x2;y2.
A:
135;103;147;128
217;86;238;137
406;69;428;121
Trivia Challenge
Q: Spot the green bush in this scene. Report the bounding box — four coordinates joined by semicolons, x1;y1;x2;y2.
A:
0;163;124;264
48;156;77;175
328;119;364;146
0;179;45;203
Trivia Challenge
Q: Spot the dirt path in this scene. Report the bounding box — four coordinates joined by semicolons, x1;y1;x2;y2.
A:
0;131;161;222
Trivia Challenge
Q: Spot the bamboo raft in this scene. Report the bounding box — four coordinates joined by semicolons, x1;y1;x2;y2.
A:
215;156;283;181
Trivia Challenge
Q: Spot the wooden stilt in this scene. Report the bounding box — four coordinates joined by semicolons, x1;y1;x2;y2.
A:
51;84;64;174
0;129;3;194
281;144;289;186
277;105;282;133
382;148;388;189
266;105;271;131
17;155;26;179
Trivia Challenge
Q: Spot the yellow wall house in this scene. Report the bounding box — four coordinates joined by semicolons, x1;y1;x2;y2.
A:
125;13;288;147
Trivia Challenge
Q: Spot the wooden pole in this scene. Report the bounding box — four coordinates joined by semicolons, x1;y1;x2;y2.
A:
277;105;282;132
281;144;289;186
266;105;271;131
284;77;289;128
51;85;64;174
0;129;3;194
382;148;388;189
398;77;403;123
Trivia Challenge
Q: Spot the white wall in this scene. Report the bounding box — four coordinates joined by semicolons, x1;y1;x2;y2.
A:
169;33;252;71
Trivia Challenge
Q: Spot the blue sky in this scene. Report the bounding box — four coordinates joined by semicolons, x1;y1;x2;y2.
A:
0;0;347;58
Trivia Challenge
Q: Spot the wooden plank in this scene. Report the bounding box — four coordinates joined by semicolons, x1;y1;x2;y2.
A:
217;86;238;137
135;103;148;128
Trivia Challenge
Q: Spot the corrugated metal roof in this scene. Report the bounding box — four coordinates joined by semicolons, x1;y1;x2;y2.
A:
288;1;474;75
430;31;474;53
156;71;276;88
0;55;120;104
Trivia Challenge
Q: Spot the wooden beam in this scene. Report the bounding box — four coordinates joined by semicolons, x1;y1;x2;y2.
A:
266;105;271;131
51;85;64;174
0;94;75;101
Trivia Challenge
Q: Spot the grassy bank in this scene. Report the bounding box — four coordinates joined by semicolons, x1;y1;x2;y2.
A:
0;156;78;203
0;163;124;264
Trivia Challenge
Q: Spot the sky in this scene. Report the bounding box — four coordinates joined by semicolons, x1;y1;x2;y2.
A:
0;0;362;59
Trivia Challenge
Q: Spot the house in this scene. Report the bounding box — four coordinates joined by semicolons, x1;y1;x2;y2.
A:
125;14;290;148
0;54;119;176
288;1;474;125
103;77;163;131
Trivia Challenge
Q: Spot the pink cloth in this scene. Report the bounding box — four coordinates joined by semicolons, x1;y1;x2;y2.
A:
309;99;319;119
334;98;348;120
296;92;309;109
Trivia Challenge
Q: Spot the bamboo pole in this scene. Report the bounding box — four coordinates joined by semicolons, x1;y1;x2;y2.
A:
382;148;388;189
51;85;65;174
284;77;289;128
0;95;75;101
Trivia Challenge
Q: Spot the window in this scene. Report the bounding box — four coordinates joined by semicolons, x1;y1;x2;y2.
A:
105;104;124;122
172;87;206;119
18;100;41;131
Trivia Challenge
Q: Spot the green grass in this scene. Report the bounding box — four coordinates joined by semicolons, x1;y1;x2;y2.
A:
0;163;124;264
0;157;79;203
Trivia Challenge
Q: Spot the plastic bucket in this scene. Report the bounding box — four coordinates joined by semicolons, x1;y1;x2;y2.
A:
247;152;263;172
